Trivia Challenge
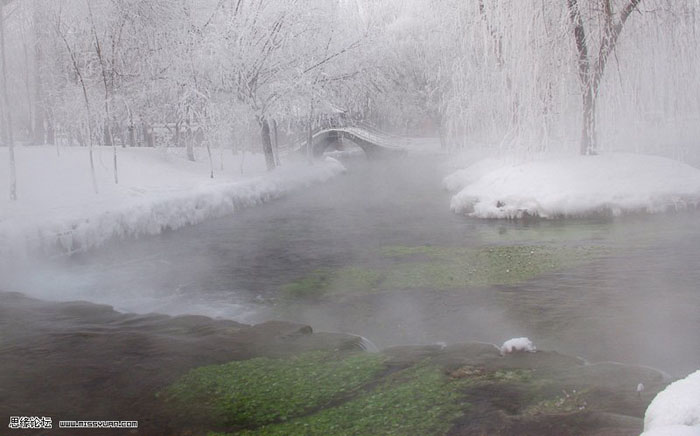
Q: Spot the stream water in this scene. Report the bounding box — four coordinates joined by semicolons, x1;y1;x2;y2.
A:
2;155;699;377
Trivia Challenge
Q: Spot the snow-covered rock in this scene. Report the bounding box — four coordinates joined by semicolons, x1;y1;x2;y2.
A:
447;153;700;219
500;337;536;355
642;370;700;436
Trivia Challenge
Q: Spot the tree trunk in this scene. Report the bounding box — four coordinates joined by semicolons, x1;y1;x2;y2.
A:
219;136;224;171
307;101;314;163
438;126;447;150
206;140;214;178
33;2;45;145
567;0;643;155
118;122;125;148
239;149;245;175
1;9;17;200
143;123;155;147
272;119;281;166
260;117;276;171
186;137;195;160
185;110;195;161
128;124;135;147
581;87;597;155
141;122;154;147
57;23;97;193
112;122;119;184
87;1;117;184
46;113;54;145
435;114;447;150
103;122;112;146
22;25;33;141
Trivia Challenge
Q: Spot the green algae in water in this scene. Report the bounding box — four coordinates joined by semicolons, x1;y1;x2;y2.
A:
162;351;386;428
381;244;605;288
237;364;469;436
391;244;604;287
282;244;603;298
379;245;471;258
282;267;384;299
281;270;333;299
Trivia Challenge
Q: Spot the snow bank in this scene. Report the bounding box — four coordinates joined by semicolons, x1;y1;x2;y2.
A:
642;370;700;436
1;146;345;257
641;426;700;436
446;153;700;219
500;337;536;355
443;158;509;192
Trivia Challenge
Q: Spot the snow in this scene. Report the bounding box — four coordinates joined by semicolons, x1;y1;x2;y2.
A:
500;337;536;355
641;426;700;436
641;370;700;436
446;153;700;219
443;157;509;192
1;146;345;257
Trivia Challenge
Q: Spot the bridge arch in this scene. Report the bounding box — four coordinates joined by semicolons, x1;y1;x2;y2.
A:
308;127;406;159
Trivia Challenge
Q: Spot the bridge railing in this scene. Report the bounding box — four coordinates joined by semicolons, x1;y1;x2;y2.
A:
334;127;404;150
285;124;407;154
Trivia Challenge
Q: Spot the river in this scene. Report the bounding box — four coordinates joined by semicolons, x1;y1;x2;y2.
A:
3;154;699;377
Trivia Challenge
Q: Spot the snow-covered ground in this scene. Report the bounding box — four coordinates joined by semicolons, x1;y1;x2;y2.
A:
642;369;700;436
0;146;345;257
445;153;700;219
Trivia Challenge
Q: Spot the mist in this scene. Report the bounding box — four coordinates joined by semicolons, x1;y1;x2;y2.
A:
2;1;700;434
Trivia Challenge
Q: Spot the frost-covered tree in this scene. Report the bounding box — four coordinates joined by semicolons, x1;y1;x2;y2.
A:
566;0;644;155
2;0;698;179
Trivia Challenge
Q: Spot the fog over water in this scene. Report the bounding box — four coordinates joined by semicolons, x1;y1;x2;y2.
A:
3;155;699;377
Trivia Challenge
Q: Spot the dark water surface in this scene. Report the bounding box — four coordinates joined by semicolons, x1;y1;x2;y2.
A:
3;155;699;377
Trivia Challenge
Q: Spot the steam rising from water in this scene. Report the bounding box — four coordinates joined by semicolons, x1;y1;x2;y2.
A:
2;156;699;377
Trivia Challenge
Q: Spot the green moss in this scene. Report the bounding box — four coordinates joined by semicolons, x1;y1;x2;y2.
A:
449;366;534;384
161;351;386;428
239;364;468;436
489;369;535;383
522;389;588;416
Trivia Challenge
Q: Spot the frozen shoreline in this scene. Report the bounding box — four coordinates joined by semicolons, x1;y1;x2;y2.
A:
1;146;345;257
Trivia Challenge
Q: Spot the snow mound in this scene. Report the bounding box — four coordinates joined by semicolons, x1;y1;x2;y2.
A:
500;337;536;355
642;370;700;436
442;158;507;192
1;148;345;257
448;153;700;219
641;425;700;436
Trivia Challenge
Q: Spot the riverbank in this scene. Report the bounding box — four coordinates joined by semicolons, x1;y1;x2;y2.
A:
0;291;675;436
0;146;345;257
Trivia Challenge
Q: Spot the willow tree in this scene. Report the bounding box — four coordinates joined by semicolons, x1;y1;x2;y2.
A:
567;0;643;155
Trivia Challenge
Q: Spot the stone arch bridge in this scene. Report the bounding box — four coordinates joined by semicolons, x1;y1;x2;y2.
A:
295;126;407;159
